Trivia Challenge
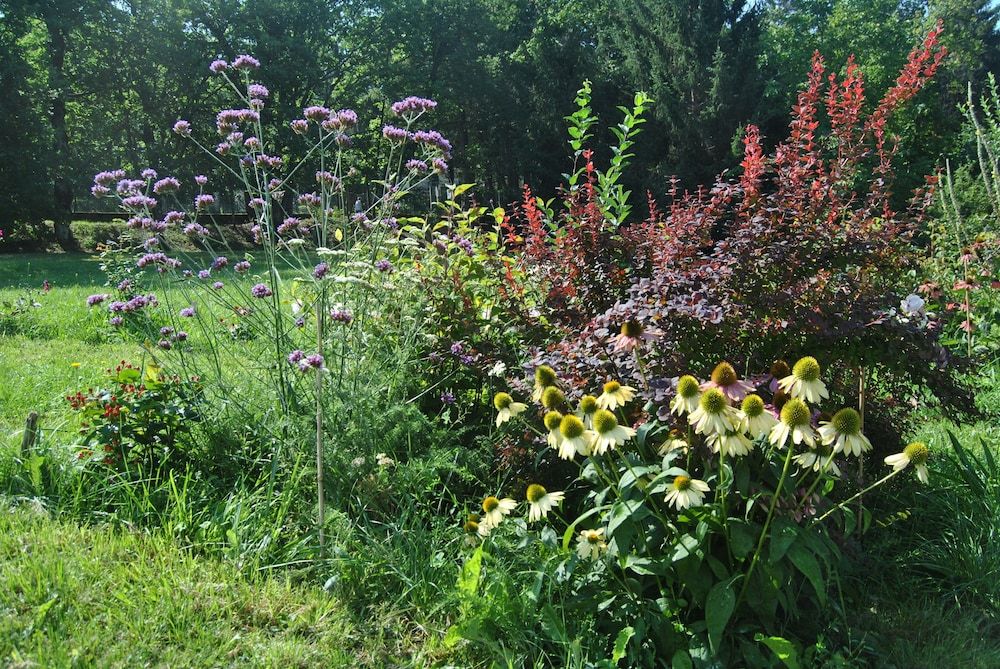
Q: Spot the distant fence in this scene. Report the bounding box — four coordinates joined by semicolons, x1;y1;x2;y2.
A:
72;193;250;225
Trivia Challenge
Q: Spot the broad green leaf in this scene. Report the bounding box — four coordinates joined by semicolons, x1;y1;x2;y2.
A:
755;634;801;669
452;183;475;198
786;543;826;605
705;578;737;654
492;207;505;224
611;626;634;665
671;649;693;669
457;546;482;597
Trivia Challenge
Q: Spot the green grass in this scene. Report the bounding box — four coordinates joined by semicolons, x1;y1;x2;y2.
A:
0;504;365;668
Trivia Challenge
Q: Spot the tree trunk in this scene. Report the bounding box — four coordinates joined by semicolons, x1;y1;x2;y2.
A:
46;16;75;249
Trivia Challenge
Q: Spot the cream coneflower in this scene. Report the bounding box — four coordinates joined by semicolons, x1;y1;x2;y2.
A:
494;392;527;427
540;385;566;410
688;387;739;436
544;410;564;449
818;408;872;457
664;472;711;511
481;495;517;529
740;394;778;438
670;375;701;416
658;429;688;456
708;430;754;457
526;483;565;522
597;380;636;410
769;398;815;448
884;442;930;483
778;356;829;403
701;362;755;403
558;414;595;459
575;528;607;560
610;320;657;353
576;394;599;428
591;409;637;455
464;514;485;543
794;441;841;476
532;365;558;402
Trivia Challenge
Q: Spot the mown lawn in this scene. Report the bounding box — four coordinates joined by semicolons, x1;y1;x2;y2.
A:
0;506;364;668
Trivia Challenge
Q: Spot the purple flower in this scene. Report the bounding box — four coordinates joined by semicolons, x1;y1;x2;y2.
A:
313;262;329;280
184;223;210;237
432;158;448;174
330;308;353;324
391;96;437;117
297;193;321;208
117;179;144;195
250;225;262;243
160;326;174;336
412;130;452;158
290;119;309;134
298;353;324;371
142;237;160;250
232;54;260;70
257;154;283;168
116;279;132;292
405;159;428;172
122;195;158;210
141;168;158;180
247;83;269;99
334;133;352;148
163;211;185;225
198;269;211;279
294;317;305;328
248;197;265;210
195;194;215;210
157;339;172;350
212;256;229;270
234;260;251;273
440;391;456;405
209;59;228;74
91;184;111;198
180;306;196;318
109;301;127;313
153;177;180;194
453;235;473;255
182;270;193;278
382;125;409;143
175;331;188;341
450;341;465;356
287;350;305;364
244;136;261;152
212;281;224;290
335;108;358;128
108;316;123;327
303;106;330;122
374;259;393;273
195;174;208;186
94;170;126;186
86;294;108;307
216;143;230;156
173;120;192;136
137;252;173;269
251;283;272;298
126;216;153;230
459;354;475;365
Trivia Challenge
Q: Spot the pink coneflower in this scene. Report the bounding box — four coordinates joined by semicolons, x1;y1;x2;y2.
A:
609;319;658;353
700;362;754;403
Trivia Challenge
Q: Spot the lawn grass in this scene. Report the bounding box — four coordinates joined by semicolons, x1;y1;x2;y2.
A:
0;504;364;668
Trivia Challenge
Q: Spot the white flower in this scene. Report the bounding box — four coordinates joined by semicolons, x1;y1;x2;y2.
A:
664;472;711;511
493;392;527;427
739;394;778;438
558;414;595;460
670;375;701;416
708;430;754;457
818;408;871;457
884;442;930;484
489;361;507;377
575;528;607;561
657;434;688;456
688;388;739;436
526;484;564;522
900;293;925;318
532;365;558;402
597;380;636;410
591;409;636;456
794;444;841;476
769;398;815;449
375;453;395;467
480;495;517;530
778;356;829;403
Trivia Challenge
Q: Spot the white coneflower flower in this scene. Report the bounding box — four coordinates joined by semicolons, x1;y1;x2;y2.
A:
740;394;778;438
591;409;637;455
597;380;636;410
794;442;841;476
778;356;829;403
818;408;872;457
558;414;595;459
526;484;565;522
532;365;558;402
708;430;754;457
464;514;484;543
494;392;527;427
575;528;607;561
688;388;739;436
544;411;564;450
670;375;701;416
884;442;930;483
540;385;566;410
701;361;755;403
481;495;517;529
664;473;711;511
769;398;815;448
768;360;791;393
658;430;688;456
576;394;599;428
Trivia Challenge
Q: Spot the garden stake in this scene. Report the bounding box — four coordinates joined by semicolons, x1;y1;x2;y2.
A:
20;412;38;457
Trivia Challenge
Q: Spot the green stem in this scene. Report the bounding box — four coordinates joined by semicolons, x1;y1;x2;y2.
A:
811;469;901;526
